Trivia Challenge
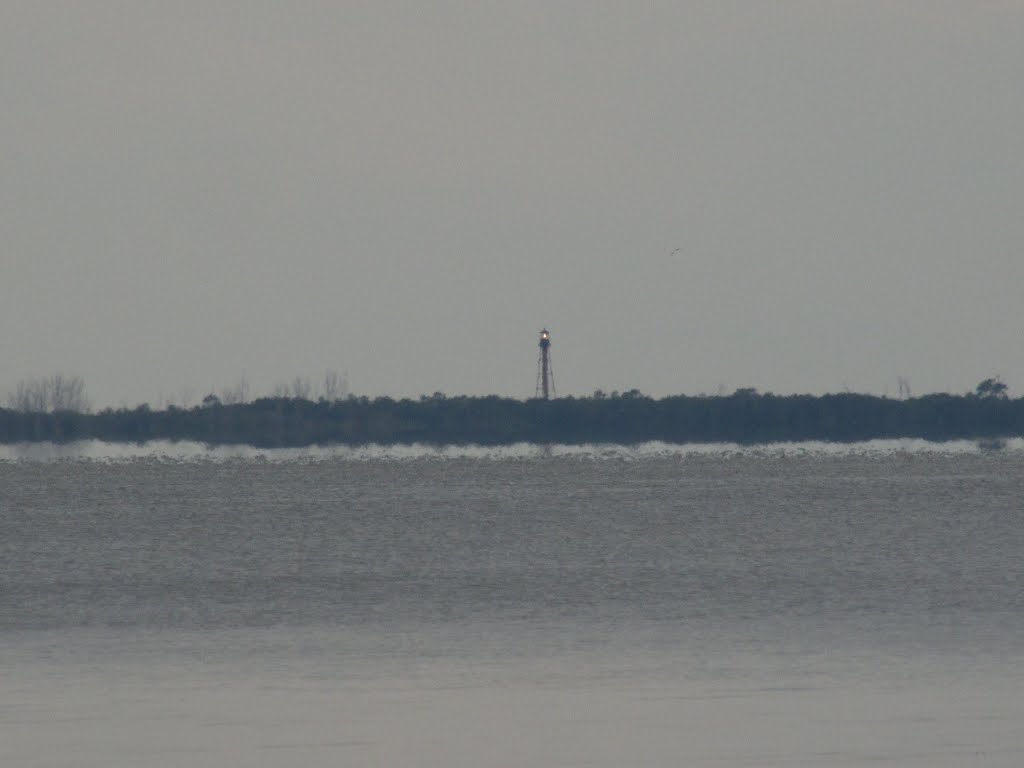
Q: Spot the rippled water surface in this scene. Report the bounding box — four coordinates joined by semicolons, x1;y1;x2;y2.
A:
2;442;1023;766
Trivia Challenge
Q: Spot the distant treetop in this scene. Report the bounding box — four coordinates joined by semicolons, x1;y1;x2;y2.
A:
975;377;1008;399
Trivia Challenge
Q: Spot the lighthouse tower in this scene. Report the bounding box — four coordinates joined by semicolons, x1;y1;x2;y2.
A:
535;328;555;400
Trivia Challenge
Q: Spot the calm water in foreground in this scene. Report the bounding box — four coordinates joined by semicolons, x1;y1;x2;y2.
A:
1;440;1023;767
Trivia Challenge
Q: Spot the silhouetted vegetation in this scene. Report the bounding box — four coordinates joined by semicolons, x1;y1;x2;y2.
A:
6;374;89;413
3;387;1024;447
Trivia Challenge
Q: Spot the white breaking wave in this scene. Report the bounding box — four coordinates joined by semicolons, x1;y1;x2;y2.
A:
0;438;1020;463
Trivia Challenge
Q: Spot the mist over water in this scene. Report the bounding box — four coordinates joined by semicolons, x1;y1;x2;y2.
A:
2;445;1023;766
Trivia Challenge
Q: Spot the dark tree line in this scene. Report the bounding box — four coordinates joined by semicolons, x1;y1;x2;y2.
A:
2;388;1023;447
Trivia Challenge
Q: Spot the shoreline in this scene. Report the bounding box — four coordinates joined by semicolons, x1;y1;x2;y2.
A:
2;391;1022;448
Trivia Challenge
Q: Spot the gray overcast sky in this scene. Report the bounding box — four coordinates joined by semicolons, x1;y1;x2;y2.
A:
3;2;1023;407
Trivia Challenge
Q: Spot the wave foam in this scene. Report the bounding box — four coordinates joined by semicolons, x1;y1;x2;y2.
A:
0;438;1020;463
